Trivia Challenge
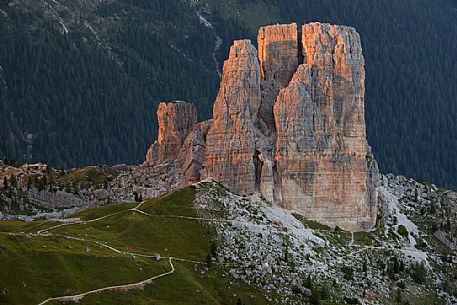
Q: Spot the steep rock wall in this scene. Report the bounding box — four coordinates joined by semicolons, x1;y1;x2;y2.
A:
145;101;197;165
273;23;378;230
145;23;380;231
204;40;262;195
257;23;300;134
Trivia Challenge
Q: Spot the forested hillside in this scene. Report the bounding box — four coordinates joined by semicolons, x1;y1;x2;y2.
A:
0;0;240;166
1;0;456;189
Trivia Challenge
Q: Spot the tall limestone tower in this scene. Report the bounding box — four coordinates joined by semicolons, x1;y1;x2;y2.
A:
146;22;380;232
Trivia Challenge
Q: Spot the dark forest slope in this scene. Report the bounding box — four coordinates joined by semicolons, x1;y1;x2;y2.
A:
1;0;456;189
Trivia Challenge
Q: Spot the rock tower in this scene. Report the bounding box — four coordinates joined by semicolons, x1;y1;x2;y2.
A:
145;22;380;231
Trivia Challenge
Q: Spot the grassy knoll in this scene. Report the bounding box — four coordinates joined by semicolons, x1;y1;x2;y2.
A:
0;186;273;305
52;262;270;305
51;187;213;260
139;187;199;217
59;167;117;188
69;202;137;221
0;234;169;305
52;210;214;260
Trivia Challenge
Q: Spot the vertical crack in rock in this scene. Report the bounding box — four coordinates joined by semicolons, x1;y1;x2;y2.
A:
145;22;380;232
297;25;304;65
253;150;263;192
257;23;299;134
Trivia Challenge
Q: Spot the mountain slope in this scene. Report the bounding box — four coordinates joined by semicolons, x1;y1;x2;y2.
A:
0;187;271;305
0;0;231;167
0;180;456;304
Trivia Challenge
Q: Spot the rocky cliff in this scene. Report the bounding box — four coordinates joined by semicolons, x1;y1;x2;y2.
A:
145;22;380;231
205;40;262;195
145;101;197;165
273;23;379;231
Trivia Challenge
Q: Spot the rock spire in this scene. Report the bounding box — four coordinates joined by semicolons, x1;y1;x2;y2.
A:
145;101;197;165
145;22;380;231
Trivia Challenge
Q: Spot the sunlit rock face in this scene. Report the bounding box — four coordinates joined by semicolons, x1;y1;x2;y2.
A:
145;101;197;166
204;40;262;195
145;23;380;231
274;23;378;231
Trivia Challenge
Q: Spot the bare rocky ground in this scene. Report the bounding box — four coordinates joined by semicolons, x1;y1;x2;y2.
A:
0;161;182;220
194;178;457;305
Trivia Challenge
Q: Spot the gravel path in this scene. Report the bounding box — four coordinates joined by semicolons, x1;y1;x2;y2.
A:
37;257;175;305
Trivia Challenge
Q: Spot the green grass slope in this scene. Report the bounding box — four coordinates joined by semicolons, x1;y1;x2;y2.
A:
0;186;270;305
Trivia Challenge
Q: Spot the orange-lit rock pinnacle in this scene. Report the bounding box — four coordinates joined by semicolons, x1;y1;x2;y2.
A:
146;22;380;231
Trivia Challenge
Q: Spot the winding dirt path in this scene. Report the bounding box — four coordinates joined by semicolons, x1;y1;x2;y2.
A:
29;200;238;304
37;257;175;305
0;200;251;304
